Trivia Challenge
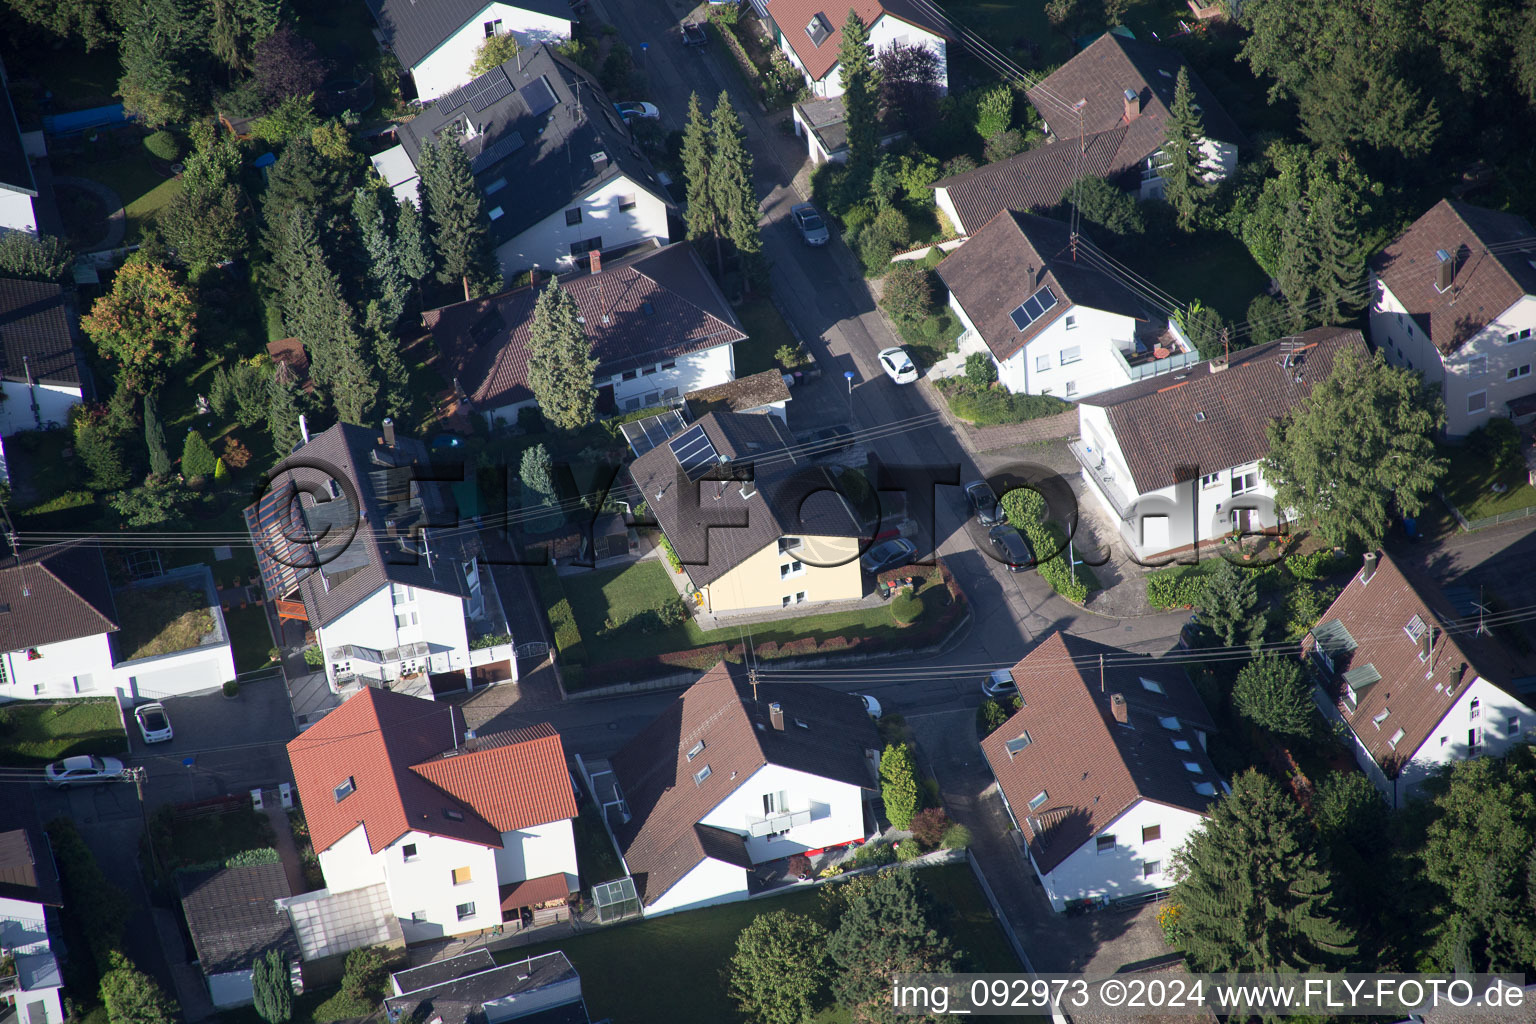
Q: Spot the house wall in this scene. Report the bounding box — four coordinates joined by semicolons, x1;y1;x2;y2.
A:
317;824;388;895
492;175;671;279
490;818;578;894
811;16;948;99
207;969;257;1009
0;381;83;434
0;191;38;234
318;584;471;692
1139;137;1238;200
982;304;1139;399
408;3;573;102
0;634;117;702
698;763;867;864
1037;800;1206;912
933;186;965;237
114;640;238;704
641;856;749;917
700;534;863;614
608;342;735;412
380;830;501;943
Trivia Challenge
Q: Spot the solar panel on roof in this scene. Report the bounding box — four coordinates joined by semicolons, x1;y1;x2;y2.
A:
471;72;513;111
471;131;525;174
520;76;557;117
621;409;687;457
668;424;721;481
1008;286;1059;332
437;86;469;113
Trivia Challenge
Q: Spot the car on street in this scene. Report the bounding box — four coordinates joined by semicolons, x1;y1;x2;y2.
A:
858;694;883;719
861;537;917;575
615;101;660;123
791;203;829;246
680;20;707;46
878;346;918;384
134;702;173;744
987;523;1034;572
982;668;1017;699
964;479;1003;525
45;755;126;788
799;423;854;458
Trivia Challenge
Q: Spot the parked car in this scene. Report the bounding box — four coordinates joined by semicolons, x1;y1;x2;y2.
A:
44;755;126;788
615;101;660;123
799;423;854;458
964;479;1003;525
134;702;173;744
791;203;829;246
858;694;883;719
861;537;917;575
982;668;1017;699
878;346;918;384
987;523;1034;572
680;20;708;46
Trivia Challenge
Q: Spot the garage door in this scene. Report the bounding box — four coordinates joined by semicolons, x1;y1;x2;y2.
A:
129;660;226;699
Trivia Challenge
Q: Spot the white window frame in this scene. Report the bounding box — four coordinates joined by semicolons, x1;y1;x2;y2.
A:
1200;472;1221;489
1059;345;1082;366
1035;354;1051;372
1231;468;1260;496
1064;380;1079;398
780;560;805;579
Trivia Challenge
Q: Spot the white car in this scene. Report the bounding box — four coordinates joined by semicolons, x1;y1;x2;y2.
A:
878;346;918;384
859;694;883;720
615;101;660;123
45;755;126;788
134;702;174;744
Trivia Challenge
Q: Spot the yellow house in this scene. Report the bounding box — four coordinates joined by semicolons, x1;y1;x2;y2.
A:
629;411;865;614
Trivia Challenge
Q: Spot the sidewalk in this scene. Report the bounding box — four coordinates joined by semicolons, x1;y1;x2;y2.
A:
264;803;310;897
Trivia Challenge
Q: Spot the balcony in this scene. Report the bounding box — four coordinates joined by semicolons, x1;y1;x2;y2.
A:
1069;440;1135;522
747;809;812;837
1110;340;1200;383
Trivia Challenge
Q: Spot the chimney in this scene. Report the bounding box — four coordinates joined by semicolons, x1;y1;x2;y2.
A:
1110;693;1128;725
1123;87;1141;122
590;248;602;274
1435;248;1454;292
769;702;784;731
382;417;395;448
1361;551;1378;585
529;268;539;288
299;413;310;445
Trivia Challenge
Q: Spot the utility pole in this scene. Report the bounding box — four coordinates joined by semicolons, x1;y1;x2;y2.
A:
128;767;162;883
749;666;758;703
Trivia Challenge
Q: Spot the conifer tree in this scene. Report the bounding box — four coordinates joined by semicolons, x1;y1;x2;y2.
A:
353;188;408;326
1198;558;1261;649
365;302;412;423
1232;653;1314;737
827;872;954;1020
143;393;171;479
878;742;920;830
396;197;434;286
251;949;291;1024
1277;201;1316;331
681;92;722;271
1309;186;1364;325
180;430;217;479
525;282;598;431
1160;66;1209;231
326;314;380;426
838;10;880;198
419;133;497;300
268;375;302;458
709;92;763;290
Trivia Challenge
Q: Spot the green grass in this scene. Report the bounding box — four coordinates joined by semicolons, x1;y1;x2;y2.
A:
114;580;216;661
1132;229;1270;323
733;296;803;377
573;797;625;889
58;154;181;244
897;307;965;368
224;604;279;674
0;699;128;766
1437;442;1536;525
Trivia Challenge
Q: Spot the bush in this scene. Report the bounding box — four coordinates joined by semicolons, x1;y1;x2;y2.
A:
879;743;920;829
896;839;926;861
224;847;280;868
978;698;1009;736
940;823;972;850
890;589;923;625
850;841;897;868
944;383;1069;426
964;352;997;387
910;808;949;850
222;679;239;697
984;130;1026;162
301;645;324;667
999;487;1095;602
880;262;934;323
1146;564;1209;609
180;430;217;479
974;85;1013;139
941;154;977;178
859;206;912;276
1285;547;1348;581
659;533;684;573
46;818;131;974
340;947;388;1003
537;570;586;665
143;130;181;162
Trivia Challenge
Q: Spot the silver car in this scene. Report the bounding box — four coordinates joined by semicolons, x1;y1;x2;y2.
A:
791;203;829;246
982;669;1017;699
45;755;126;788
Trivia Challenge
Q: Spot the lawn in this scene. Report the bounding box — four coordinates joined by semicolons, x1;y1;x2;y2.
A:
114;580;216;661
1130;229;1271;323
151;805;276;871
733;296;803;377
0;699;127;766
224;605;279;674
57;153;181;244
1436;442;1536;525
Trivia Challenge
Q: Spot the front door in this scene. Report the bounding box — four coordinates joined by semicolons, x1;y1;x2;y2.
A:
27;1000;49;1024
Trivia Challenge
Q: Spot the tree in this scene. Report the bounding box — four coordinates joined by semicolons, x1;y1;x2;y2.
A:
160;179;247;277
974;85;1013;140
470;32;519;76
520;443;556;503
525;282;598;431
254;23;327;106
1237;142;1379;283
727;911;831;1024
1160;67;1208;231
1058;174;1144;237
72;406;131;490
877;42;941;126
1275;201;1316;330
251;949;292;1024
1244;293;1289;346
260;136;362;256
210;361;271;429
366;304;412;423
709;93;763;288
1198;558;1261;648
879;262;932;324
419;131;497;300
1171;769;1357;971
827;871;954;1022
209;0;280;72
143;393;172;479
268;375;302;458
0;232;75;282
396;197;433;286
116;0;204;128
101;952;178;1024
681;92;721;271
2;0;118;49
1233;654;1313;737
878;741;919;830
838;10;880;197
250;94;320;144
340;948;388;1004
1517;1;1536;106
1263;348;1446;548
1175;299;1228;360
82;259;196;394
181;430;217;479
354;188;408;326
1309;186;1364;325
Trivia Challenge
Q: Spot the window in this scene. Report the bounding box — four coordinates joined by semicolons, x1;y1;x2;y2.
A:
391;584;414;606
618;193;637;212
1140;677;1165;694
395;611;418;629
1065;315;1077;330
686;740;705;761
661;360;676;370
1035;354;1051;372
622;369;638;381
763;791;788;815
1200;472;1221;489
1404;614;1427;642
805;12;832;45
487;206;504;221
1231;468;1260;495
642;365;658;376
402;844;417;861
1192;781;1217;796
1470;697;1481;720
1506;328;1533;344
1064;380;1079;398
456;902;476;921
1096;835;1115;854
443;808;464;821
1469;728;1483;755
1004;732;1032;755
1509;716;1521;735
1142;860;1161;879
1171;739;1191;751
694;765;712;784
568;235;602;256
565;208;583;226
483;18;502;35
1028;790;1048;811
485;178;508;195
795;591;807;604
1059;345;1082;365
780;560;804;579
1373;709;1391;728
1469;390;1487;414
409;910;426;923
778;537;802;554
1159;716;1181;731
334;777;355;802
1388;728;1406;749
1508;364;1532;380
1467;354;1487;375
782;595;792;607
1142;824;1161;843
451;866;472;885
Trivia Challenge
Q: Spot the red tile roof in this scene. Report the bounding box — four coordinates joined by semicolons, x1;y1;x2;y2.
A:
497;872;571;911
763;0;955;83
412;723;578;834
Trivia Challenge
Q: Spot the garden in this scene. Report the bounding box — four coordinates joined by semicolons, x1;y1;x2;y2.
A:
147;801;278;877
0;698;127;766
1433;419;1536;529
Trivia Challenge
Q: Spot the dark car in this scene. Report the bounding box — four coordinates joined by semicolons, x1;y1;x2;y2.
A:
987;524;1034;572
680;20;707;46
964;479;1003;525
799;424;854;459
861;537;917;575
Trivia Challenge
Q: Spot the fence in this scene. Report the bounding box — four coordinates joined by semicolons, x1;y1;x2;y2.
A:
1437;487;1536;532
964;850;1036;975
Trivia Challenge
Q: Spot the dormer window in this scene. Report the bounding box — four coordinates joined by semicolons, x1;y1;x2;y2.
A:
806;13;832;46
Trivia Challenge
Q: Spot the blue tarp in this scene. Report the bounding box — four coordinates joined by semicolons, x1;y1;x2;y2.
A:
42;104;128;135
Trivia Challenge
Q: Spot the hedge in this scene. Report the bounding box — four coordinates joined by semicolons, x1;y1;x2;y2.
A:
1284;548;1351;581
46;817;132;974
942;382;1072;426
999;489;1096;603
1146;564;1210;609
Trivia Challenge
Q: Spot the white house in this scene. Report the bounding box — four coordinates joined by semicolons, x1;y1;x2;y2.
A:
1072;327;1367;562
981;632;1222;912
0;280;88;436
286;688;580;944
936;211;1196;400
426;242;745;424
751;0;953;99
1305;550;1536;809
245;421;516;702
599;661;880;916
371;45;672;279
0;66;40;236
0;829;65;1024
0;546;237;706
1370;199;1536;438
176;862;298;1009
364;0;573;103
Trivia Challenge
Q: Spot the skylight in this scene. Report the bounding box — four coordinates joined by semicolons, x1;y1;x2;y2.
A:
1140;677;1165;694
694;765;713;785
1373;709;1391;727
1405;614;1427;642
443;807;464;821
1008;287;1059;332
488;206;504;220
1183;761;1202;773
1172;739;1192;751
1005;732;1032;755
1389;728;1406;749
334;777;355;802
1028;790;1048;810
1192;781;1217;796
686;740;705;761
485;178;508;195
1159;716;1181;731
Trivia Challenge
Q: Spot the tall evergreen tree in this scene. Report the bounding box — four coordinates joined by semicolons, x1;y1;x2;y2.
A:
419;133;497;300
353;188;408;326
1276;201;1316;331
251;949;291;1024
116;0;204;128
325;313;380;425
1172;769;1357;971
1160;66;1208;231
209;0;280;73
1309;186;1363;325
827;872;954;1021
525;282;598;430
1198;558;1261;648
681;92;722;272
1232;653;1314;737
709;92;763;290
143;393;171;479
839;11;880;198
365;302;412;423
268;375;302;458
395;197;434;291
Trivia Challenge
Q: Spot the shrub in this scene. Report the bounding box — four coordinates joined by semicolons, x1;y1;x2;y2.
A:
850;841;897;868
999;487;1095;602
910;808;949;850
940;823;972;850
941;154;977;177
974;85;1013;139
984;130;1025;162
964;352;996;387
945;384;1069;426
879;743;920;829
46;818;131;974
978;698;1009;736
890;589;923;625
340;947;388;1003
252;948;291;1024
880;262;933;323
222;679;239;697
659;534;684;573
180;430;217;478
1466;418;1523;478
1146;564;1209;608
224;848;280;868
859;206;911;275
896;839;926;861
1285;548;1347;581
302;645;324;667
143;130;181;162
221;436;253;468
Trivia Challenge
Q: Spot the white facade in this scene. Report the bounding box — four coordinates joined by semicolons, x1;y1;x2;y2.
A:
484;339;736;424
407;2;572;103
949;298;1149;399
1139;137;1239;200
0;633;117;702
780;15;948;99
0;190;38;235
0;381;83;434
0;894;64;1024
490;818;578;895
318;581;480;694
113;639;238;704
643;856;750;917
1371;285;1536;438
698;764;867;864
491;174;671;278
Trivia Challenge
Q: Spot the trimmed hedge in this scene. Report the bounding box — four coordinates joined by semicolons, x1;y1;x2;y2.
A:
999;488;1096;603
941;381;1072;426
1146;564;1210;609
47;817;132;973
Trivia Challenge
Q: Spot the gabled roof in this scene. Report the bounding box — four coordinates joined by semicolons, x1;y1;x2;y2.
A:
0;76;37;197
932;127;1127;234
364;0;573;71
627;411;862;588
1372;199;1536;355
0;829;63;906
980;633;1219;875
285;688;576;856
1305;550;1533;773
0;279;84;388
176;862;297;976
762;0;955;83
425;243;745;409
936;210;1148;361
0;541;119;655
392;45;668;248
685;368;791;417
1079;327;1367;494
611;661;878;905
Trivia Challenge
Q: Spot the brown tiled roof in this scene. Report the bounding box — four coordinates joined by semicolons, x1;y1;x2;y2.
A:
1079;327;1367;494
0;828;62;906
176;862;297;975
611;661;878;905
685;369;791;417
933;128;1127;234
286;688;574;856
497;872;571;911
762;0;955;83
1304;550;1531;775
936;210;1148;361
980;633;1219;875
0;278;83;388
0;541;119;654
425;243;745;410
1372;199;1536;355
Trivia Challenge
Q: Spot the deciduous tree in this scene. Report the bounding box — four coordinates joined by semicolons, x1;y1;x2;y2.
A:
877;42;940;126
101;952;179;1024
2;0;118;49
1057;175;1144;237
82;259;196;393
470;33;519;76
254;23;327;107
727;911;831;1024
0;232;75;282
525;282;598;431
209;361;271;429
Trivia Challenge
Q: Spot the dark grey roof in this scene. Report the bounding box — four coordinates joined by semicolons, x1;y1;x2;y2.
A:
0;541;119;654
0;77;36;197
394;45;669;248
365;0;573;70
0;829;63;906
393;951;496;995
383;951;587;1024
176;863;297;976
0;279;83;387
627;412;862;588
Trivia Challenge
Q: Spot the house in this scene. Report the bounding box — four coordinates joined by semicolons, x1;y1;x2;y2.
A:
245;420;514;702
425;243;745;424
363;0;573;103
1072;327;1367;561
0;828;65;1024
1304;550;1536;809
789;94;908;165
0;544;237;705
1369;199;1536;438
980;632;1221;912
176;862;298;1009
0;280;89;436
750;0;954;99
932;33;1242;236
0;67;40;235
685;369;792;423
285;687;579;944
383;949;595;1024
371;45;672;278
599;661;879;916
627;411;864;615
936;210;1194;399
